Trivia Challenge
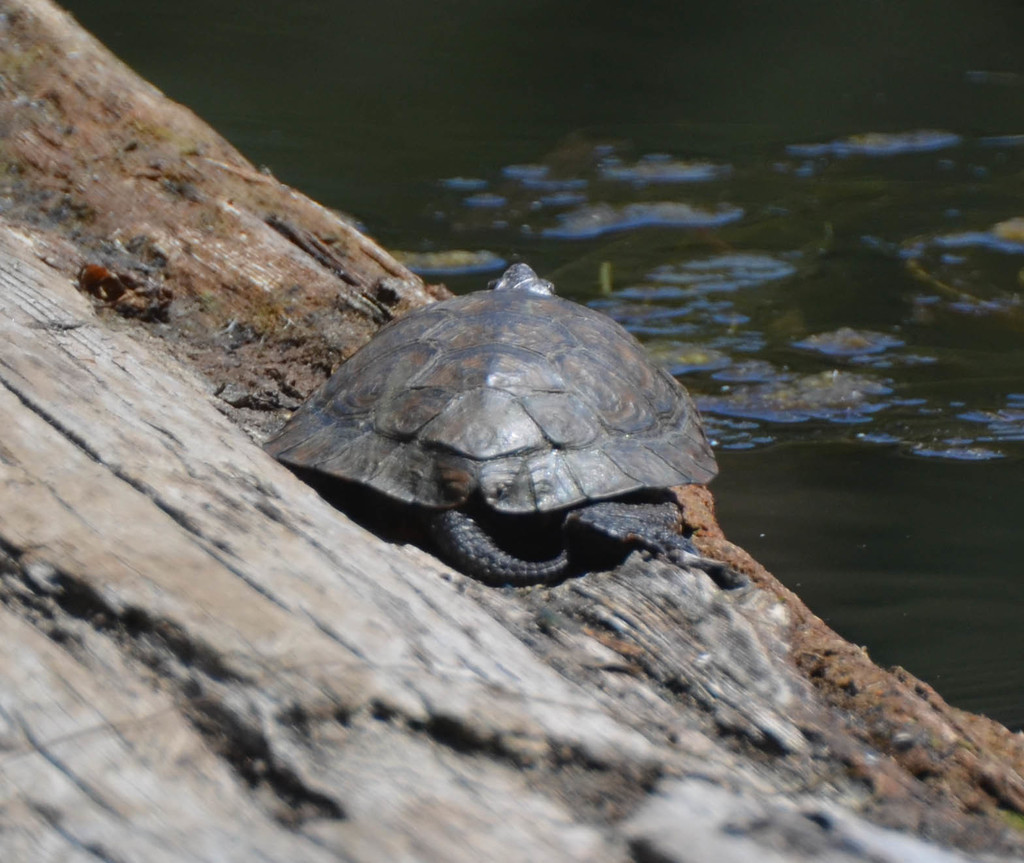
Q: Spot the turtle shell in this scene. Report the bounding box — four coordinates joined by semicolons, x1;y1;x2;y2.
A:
266;277;717;514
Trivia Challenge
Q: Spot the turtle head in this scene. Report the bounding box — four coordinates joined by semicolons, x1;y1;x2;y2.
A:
490;262;554;296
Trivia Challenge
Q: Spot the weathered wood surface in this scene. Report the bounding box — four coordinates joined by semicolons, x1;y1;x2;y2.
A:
1;223;1020;862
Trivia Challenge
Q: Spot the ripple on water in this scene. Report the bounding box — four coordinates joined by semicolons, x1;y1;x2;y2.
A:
439;177;488;191
711;359;779;384
524;178;590;193
596;294;741;331
792;327;905;357
463;192;507;208
704;415;777;450
854;431;903;445
886;392;1024;460
646;253;798;294
958;406;1024;443
590;298;705;337
392;249;506;275
908;442;1005;461
501;163;550;181
707;330;767;355
905;217;1024;256
786;130;962;158
600;155;733;185
500;163;589;192
541;202;744;239
536;191;589;208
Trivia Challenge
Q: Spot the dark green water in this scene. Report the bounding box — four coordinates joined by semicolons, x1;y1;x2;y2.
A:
62;0;1024;728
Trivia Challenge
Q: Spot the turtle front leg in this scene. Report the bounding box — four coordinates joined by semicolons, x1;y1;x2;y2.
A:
565;501;747;590
429;508;571;586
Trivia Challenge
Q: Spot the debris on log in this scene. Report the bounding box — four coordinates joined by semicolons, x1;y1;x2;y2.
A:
0;0;444;432
2;1;1024;861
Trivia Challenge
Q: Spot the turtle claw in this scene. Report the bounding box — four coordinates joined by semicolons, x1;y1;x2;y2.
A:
565;500;747;590
430;499;748;589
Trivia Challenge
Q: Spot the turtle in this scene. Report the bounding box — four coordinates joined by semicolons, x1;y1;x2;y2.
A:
265;262;737;588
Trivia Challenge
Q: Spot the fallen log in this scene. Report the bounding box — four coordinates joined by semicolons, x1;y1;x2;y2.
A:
1;1;1024;861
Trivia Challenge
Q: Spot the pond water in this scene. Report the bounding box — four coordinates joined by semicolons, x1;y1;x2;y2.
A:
63;0;1024;729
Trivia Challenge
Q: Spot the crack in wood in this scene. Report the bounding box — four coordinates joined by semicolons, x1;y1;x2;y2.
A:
0;371;300;618
27;801;125;863
1;549;346;826
7;708;123;819
265;215;393;325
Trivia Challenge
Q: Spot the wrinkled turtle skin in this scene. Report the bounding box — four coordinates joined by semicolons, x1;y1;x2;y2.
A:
266;263;735;587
